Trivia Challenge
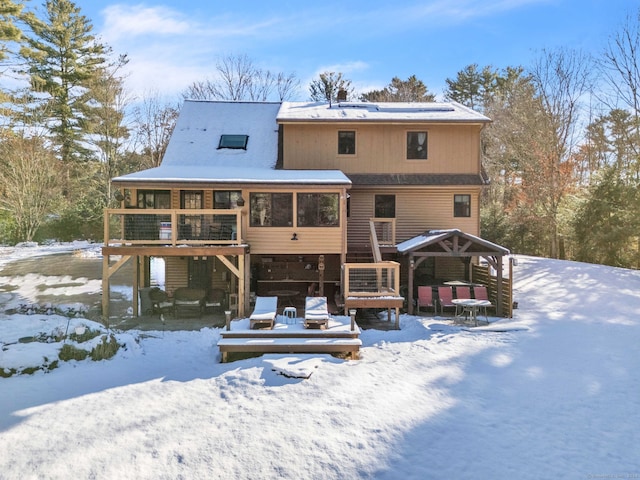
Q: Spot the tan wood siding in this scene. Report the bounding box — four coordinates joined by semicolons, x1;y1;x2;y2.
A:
282;123;482;174
165;257;188;295
246;227;344;254
347;187;481;252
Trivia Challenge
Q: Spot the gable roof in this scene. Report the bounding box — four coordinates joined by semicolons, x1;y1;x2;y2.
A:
112;100;351;186
277;101;491;123
397;229;510;256
161;100;280;169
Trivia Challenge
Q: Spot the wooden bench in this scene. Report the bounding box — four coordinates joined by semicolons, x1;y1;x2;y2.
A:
217;337;361;363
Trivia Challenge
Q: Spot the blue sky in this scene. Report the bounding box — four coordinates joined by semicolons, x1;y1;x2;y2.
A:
71;0;635;102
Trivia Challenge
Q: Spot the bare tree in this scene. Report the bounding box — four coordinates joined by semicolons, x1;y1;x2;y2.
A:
526;48;594;257
132;90;179;169
183;54;299;101
0;132;62;241
600;9;640;118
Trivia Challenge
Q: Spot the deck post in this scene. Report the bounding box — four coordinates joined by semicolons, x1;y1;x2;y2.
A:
225;310;231;331
102;254;110;320
349;309;357;331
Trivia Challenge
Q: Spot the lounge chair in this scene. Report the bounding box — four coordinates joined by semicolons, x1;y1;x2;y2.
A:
417;286;435;314
304;296;330;329
437;286;456;315
249;296;278;329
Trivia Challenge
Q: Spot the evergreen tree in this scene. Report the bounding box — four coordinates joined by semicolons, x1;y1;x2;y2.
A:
444;64;499;111
573;166;640;267
309;71;353;103
0;0;23;63
360;75;435;102
19;0;109;164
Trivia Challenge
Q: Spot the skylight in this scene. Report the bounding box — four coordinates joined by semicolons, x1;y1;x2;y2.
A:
218;134;249;149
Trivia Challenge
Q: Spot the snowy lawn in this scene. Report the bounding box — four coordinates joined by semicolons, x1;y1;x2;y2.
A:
1;247;639;479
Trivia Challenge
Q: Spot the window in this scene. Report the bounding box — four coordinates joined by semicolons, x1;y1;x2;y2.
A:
181;191;203;209
375;195;396;218
407;131;428;159
214;191;243;209
137;190;170;209
180;191;204;238
338;131;356;155
218;134;249;149
250;193;293;227
454;194;471;217
297;193;339;227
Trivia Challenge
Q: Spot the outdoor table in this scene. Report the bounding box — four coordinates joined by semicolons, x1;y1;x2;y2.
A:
451;299;491;326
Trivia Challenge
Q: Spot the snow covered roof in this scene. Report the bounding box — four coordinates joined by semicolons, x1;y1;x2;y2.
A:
112;165;351;185
397;229;510;255
277;101;491;123
163;100;280;169
112;100;350;186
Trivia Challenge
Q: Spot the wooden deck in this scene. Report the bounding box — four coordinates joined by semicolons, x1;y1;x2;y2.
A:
343;295;403;329
218;315;361;362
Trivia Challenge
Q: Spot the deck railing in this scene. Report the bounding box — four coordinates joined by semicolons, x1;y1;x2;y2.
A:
371;218;396;247
104;208;242;246
341;261;401;297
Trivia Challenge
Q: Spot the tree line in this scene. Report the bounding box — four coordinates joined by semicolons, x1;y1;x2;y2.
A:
0;0;639;270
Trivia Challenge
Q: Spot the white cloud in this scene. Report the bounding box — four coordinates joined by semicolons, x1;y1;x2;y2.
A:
100;5;192;41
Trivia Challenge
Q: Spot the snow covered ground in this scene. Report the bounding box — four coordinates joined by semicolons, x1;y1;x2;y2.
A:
0;244;639;479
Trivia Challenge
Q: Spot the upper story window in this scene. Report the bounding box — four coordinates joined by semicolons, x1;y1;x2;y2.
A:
407;131;428;159
250;193;293;227
454;194;471;217
375;194;396;218
214;191;243;209
338;131;356;155
137;190;170;209
218;134;249;150
297;193;340;227
181;191;203;209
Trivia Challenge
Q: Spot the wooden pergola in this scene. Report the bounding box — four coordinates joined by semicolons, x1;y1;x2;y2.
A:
397;229;511;316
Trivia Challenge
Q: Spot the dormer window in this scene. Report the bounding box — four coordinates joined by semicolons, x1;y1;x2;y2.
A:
218;134;249;150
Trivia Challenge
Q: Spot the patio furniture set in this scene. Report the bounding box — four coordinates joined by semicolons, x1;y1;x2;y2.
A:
417;285;492;325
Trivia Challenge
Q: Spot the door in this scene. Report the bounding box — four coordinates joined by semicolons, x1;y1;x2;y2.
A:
188;257;212;291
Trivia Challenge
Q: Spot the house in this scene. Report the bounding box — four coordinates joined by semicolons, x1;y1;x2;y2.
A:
101;99;508;320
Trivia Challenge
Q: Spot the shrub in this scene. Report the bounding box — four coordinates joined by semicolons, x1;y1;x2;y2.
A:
90;334;120;361
59;344;90;361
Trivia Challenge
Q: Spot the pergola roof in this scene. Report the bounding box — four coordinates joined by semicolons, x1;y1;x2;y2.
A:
398;229;511;317
397;229;510;257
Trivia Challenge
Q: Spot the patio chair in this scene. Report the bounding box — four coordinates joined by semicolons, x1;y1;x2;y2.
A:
173;287;206;319
417;286;435;314
473;286;492;320
149;287;173;317
204;288;226;313
249;296;278;329
454;286;471;316
304;296;330;329
437;286;456;315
